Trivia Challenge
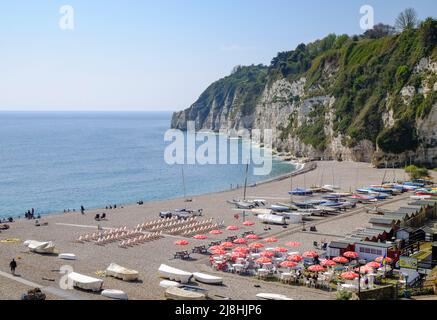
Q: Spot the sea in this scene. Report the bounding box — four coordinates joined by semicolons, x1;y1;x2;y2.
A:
0;112;295;218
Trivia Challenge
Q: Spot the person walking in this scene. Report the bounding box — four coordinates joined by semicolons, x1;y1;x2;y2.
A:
9;259;17;275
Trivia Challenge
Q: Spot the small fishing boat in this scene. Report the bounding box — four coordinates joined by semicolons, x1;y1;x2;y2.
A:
251;208;273;216
270;204;291;212
101;289;128;300
106;263;139;282
25;240;57;254
159;280;182;289
315;205;339;213
58;253;77;260
193;272;223;285
257;214;287;225
256;293;293;300
289;188;313;196
68;272;104;292
165;286;207;300
158;264;193;284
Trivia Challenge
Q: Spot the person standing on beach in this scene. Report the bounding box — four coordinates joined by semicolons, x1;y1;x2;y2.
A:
9;259;17;275
81;206;85;215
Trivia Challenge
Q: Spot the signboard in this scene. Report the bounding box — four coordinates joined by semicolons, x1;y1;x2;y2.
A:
399;256;418;269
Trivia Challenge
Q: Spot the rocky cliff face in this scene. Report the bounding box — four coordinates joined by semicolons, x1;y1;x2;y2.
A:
172;25;437;167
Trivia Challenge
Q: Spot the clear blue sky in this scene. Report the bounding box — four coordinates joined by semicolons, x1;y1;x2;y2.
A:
1;0;435;111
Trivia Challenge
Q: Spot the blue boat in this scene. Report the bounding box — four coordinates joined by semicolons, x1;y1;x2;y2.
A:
322;194;341;200
369;187;393;194
289;188;313;196
320;201;341;207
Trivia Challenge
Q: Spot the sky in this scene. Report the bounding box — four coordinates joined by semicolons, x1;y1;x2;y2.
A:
0;0;436;112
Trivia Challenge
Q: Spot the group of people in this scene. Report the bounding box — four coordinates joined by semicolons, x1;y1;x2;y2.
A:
0;217;14;223
105;204;117;210
24;208;40;220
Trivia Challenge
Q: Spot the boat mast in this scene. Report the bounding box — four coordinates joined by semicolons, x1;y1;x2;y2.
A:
181;166;187;209
242;162;249;222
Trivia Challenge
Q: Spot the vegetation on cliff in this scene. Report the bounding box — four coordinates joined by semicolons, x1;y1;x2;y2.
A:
174;10;436;161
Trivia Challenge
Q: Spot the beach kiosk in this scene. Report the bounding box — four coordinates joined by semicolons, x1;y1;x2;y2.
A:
354;241;397;262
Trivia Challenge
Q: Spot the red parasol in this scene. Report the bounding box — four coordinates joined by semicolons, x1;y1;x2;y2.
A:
233;238;248;245
233;246;249;253
226;226;239;231
209;245;224;251
193;235;208;240
343;251;359;259
303;251;319;258
375;256;393;264
264;237;278;243
288;255;303;262
366;261;381;268
260;251;275;257
321;259;337;267
274;247;288;253
221;242;235;248
333;256;349;264
280;261;297;268
243;221;255;226
245;234;260;240
308;265;325;272
209;230;223;235
211;249;226;255
249;242;265;249
341;272;359;280
175;240;189;246
255;257;272;264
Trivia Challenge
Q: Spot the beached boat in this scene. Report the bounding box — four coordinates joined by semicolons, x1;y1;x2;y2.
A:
278;212;303;224
158;264;193;284
257;214;287;225
24;240;57;254
193;272;223;285
58;253;77;260
165;286;206;300
67;272;103;292
315;205;339;213
256;293;293;300
270;204;291;212
106;263;139;281
251;208;273;216
159;280;182;289
101;289;128;300
228;200;255;209
289;188;313;196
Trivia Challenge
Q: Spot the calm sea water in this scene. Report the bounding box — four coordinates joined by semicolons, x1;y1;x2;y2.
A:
0;112;294;218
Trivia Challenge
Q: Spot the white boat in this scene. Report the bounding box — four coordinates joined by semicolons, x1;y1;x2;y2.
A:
270;204;290;212
24;240;57;254
67;272;103;292
58;253;77;260
193;272;223;285
106;263;139;282
159;280;182;289
101;289;128;300
256;293;293;300
278;212;303;224
158;264;193;284
165;287;206;300
257;214;286;225
251;208;272;216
